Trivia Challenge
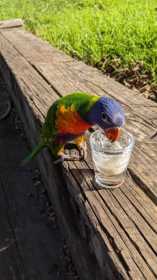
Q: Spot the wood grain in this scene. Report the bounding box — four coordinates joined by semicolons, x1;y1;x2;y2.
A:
0;28;157;279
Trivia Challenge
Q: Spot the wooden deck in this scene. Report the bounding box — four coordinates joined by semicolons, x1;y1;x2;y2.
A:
0;23;157;280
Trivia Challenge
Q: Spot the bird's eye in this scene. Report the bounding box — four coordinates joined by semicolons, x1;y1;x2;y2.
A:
102;113;110;123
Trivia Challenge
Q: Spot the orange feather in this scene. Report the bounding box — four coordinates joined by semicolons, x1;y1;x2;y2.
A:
55;105;91;135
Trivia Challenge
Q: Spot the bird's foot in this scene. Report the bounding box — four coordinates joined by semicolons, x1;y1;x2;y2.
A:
73;135;88;161
75;141;87;161
53;143;87;164
53;139;88;164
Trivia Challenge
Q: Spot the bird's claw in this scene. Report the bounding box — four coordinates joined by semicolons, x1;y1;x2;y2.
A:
76;142;87;161
53;149;87;164
53;141;88;164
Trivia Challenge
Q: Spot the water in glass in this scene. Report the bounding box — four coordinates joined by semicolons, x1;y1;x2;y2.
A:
90;129;134;188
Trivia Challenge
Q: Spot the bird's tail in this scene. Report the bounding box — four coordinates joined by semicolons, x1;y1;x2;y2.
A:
21;142;46;166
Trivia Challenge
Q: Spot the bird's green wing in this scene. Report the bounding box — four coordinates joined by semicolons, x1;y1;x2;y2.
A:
56;92;99;118
41;99;59;142
22;100;59;165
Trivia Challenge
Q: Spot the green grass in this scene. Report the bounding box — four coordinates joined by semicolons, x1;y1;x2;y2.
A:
1;0;157;82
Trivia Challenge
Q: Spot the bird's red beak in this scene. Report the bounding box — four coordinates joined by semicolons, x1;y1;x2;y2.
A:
104;127;121;142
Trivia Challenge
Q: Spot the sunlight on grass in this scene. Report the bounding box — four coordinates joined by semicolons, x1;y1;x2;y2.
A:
0;0;157;81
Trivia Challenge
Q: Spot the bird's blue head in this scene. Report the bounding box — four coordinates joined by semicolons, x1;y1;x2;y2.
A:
85;96;125;140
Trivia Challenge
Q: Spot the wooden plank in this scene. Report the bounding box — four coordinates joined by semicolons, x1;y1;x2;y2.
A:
86;141;157;226
91;190;157;279
63;161;126;279
0;19;23;29
34;66;157;202
122;178;157;232
2;28;157;127
64;161;143;279
0;29;157;279
6;33;156;202
109;189;157;272
67;160;157;279
0;28;73;63
2;30;157;158
131;185;157;224
1;32;156;143
0;32;105;280
2;29;156;142
0;32;58;126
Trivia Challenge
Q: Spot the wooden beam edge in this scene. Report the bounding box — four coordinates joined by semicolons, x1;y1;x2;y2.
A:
0;19;24;29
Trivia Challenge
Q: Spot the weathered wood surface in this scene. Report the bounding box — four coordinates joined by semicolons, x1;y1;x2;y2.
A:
0;28;157;279
0;19;23;29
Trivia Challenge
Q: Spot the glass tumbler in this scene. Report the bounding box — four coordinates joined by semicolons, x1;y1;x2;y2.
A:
89;129;134;188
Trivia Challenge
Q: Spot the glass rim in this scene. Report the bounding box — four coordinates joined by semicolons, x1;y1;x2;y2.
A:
89;128;135;155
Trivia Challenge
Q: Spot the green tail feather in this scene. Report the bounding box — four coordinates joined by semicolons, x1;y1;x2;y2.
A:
21;142;46;166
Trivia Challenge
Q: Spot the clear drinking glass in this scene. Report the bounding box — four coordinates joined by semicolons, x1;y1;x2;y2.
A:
89;129;134;188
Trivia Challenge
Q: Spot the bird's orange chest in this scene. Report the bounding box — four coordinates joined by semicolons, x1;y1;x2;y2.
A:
55;105;91;135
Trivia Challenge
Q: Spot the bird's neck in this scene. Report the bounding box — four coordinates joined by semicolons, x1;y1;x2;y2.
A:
83;96;101;125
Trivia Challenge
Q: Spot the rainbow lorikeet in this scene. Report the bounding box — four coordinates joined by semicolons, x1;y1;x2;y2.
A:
23;92;125;164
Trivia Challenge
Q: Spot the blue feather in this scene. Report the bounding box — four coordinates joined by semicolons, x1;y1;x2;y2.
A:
85;96;125;129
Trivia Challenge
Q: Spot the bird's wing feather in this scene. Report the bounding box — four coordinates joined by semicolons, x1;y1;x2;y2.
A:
42;92;99;140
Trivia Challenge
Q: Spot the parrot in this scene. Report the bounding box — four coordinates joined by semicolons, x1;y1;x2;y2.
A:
23;92;125;164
